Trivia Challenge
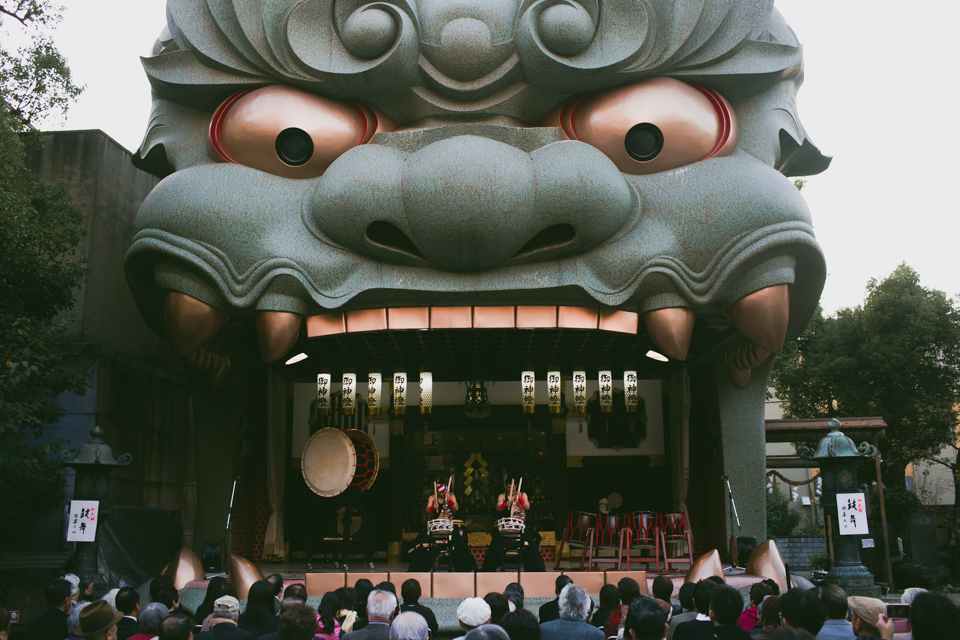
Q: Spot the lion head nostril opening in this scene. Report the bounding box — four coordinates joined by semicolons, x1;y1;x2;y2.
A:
514;224;576;258
275;127;314;166
624;123;663;162
366;221;426;259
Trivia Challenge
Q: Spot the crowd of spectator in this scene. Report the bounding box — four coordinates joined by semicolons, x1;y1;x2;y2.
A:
6;572;958;640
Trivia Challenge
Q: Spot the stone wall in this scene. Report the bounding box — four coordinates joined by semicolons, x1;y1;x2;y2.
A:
772;535;826;569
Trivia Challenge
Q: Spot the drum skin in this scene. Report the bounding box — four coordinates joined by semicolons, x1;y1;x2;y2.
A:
301;428;380;497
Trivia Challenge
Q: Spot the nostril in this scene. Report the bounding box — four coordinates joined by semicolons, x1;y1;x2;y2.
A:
366;221;426;259
513;224;576;258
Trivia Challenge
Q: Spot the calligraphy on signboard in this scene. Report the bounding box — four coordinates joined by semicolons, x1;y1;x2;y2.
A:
837;492;868;536
67;500;99;542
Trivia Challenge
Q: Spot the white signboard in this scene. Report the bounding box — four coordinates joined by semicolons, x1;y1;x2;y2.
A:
67;500;99;542
837;492;868;535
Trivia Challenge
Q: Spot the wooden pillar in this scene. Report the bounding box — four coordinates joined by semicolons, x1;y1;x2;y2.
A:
552;418;567;542
387;419;405;563
874;433;895;590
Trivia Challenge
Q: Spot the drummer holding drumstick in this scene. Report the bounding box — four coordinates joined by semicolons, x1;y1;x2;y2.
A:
426;482;458;518
497;479;529;521
480;476;545;572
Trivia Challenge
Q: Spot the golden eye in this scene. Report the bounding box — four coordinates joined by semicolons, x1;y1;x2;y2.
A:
542;77;737;175
209;85;395;179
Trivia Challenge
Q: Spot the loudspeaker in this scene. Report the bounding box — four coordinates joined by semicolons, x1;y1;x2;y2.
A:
201;539;224;571
730;535;757;566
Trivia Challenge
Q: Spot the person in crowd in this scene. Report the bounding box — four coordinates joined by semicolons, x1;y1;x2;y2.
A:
815;585;854;640
150;578;175;606
388;612;428;640
159;615;193;640
769;630;815;640
844;598;888;640
500;610;540;640
30;578;75;640
484;594;509;626
194;597;252;640
538;576;572;625
335;588;359;635
353;579;375;631
315;593;342;640
344;590;397;640
257;599;309;640
604;578;643;639
761;582;781;598
454;598;492;640
702;585;750;640
653;577;681;617
503;584;524;613
399;579;438;639
116;588;142;640
129;603;169;640
654;600;674;625
753;596;781;640
739;584;772;632
264;576;283;609
238;581;278;640
281;585;306;604
779;590;825;638
198;587;239;634
376;583;397;597
672;580;717;640
155;587;188;619
668;584;699;640
593;584;619;628
625;597;668;640
275;604;316;640
72;601;123;640
539;584;602;640
907;592;960;640
707;577;725;586
1;607;11;640
68;603;93;640
464;626;509;640
102;592;121;614
195;579;231;628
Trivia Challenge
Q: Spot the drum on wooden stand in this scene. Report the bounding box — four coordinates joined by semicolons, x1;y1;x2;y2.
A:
497;518;526;537
302;428;379;497
427;519;454;538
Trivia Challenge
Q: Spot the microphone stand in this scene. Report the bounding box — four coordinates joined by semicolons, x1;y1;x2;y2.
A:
723;475;742;568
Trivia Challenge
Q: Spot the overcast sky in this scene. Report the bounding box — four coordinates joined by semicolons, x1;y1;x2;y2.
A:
17;0;960;315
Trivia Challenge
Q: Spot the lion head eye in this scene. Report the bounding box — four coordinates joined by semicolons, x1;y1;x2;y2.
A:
209;85;394;179
542;77;737;175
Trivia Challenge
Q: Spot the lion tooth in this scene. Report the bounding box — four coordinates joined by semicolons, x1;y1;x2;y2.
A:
255;311;302;363
643;307;696;361
164;291;227;358
725;352;751;389
724;284;790;353
745;342;771;368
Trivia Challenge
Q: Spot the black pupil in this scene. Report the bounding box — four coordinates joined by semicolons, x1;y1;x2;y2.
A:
275;128;314;166
624;123;664;162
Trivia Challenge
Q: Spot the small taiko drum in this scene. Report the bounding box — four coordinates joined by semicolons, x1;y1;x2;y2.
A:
497;518;526;537
626;511;658;545
662;511;688;539
594;513;623;546
564;510;595;544
427;519;454;538
302;428;379;497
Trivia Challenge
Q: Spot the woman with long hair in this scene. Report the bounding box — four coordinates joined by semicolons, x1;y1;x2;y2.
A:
353;579;374;631
239;581;279;640
334;587;358;635
316;593;342;640
194;577;229;628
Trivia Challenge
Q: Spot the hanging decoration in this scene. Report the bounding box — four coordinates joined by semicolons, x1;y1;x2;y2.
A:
393;370;407;414
599;370;613;412
420;370;433;414
623;370;638;412
342;372;357;415
547;370;562;413
521;370;535;413
368;371;381;416
316;373;331;416
573;370;587;413
464;380;491;419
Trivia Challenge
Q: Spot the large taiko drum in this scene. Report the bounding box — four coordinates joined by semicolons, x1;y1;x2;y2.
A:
301;428;379;497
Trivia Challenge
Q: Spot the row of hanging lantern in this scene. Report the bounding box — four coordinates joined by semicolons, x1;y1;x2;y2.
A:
317;368;641;416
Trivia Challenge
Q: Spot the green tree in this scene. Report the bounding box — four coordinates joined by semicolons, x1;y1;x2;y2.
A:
0;0;88;552
771;265;960;543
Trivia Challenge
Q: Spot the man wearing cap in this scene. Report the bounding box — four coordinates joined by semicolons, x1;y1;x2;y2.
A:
194;598;252;640
846;597;886;640
454;598;492;640
72;601;123;640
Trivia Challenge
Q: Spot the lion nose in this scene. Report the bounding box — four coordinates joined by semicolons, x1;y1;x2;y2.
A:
311;135;637;272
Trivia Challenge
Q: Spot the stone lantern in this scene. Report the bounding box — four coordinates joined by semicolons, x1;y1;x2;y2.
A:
59;425;132;592
798;418;880;597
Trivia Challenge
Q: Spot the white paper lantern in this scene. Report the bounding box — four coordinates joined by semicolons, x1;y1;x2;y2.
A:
368;372;381;416
420;371;433;414
573;370;587;413
624;370;638;412
547;370;562;413
522;370;535;414
393;371;407;414
316;373;331;416
599;370;613;412
342;372;357;415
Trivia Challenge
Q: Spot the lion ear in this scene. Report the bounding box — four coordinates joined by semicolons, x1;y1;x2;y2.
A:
776;129;832;177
